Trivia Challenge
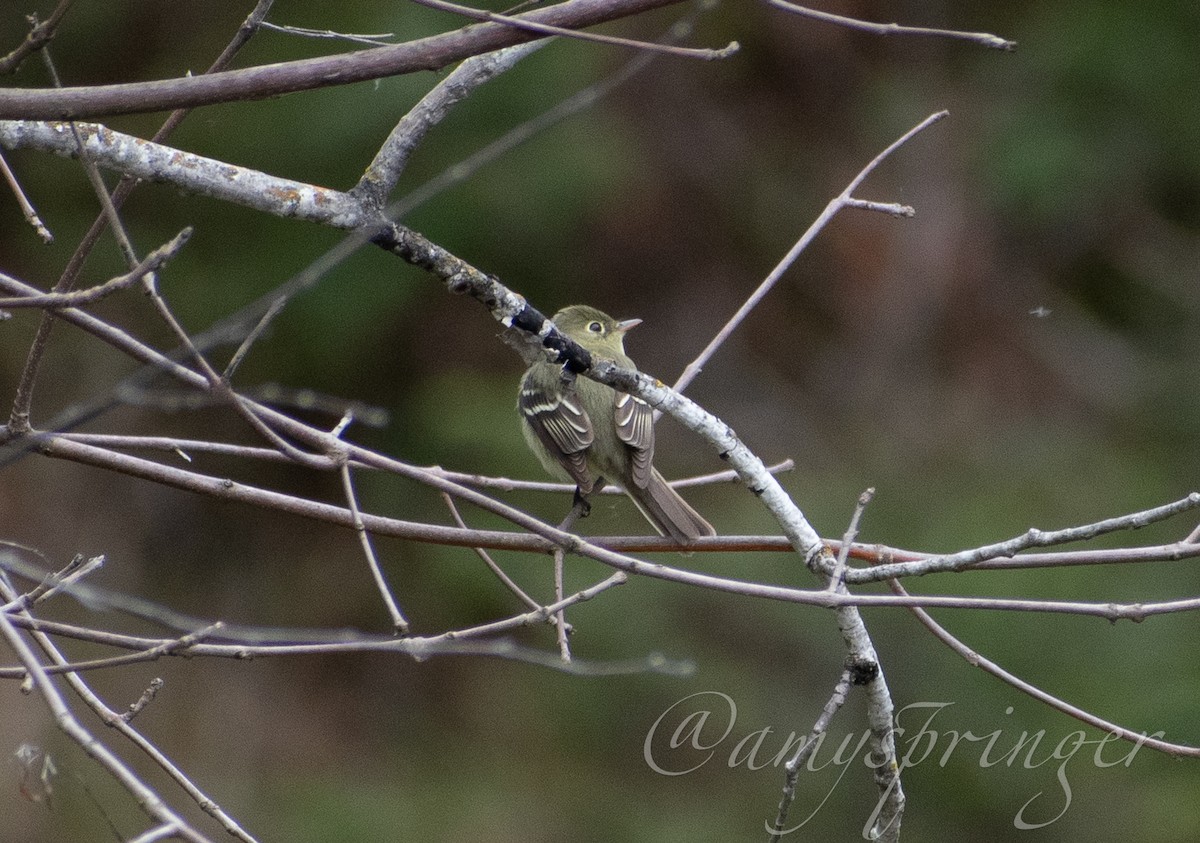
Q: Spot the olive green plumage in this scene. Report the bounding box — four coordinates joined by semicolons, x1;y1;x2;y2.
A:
518;305;715;543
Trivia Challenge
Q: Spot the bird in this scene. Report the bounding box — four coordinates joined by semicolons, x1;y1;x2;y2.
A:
518;305;716;543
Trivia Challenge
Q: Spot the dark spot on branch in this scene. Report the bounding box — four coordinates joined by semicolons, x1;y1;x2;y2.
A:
510;303;547;334
846;656;879;685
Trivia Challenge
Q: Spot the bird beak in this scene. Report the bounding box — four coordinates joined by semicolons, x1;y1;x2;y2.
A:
616;318;642;333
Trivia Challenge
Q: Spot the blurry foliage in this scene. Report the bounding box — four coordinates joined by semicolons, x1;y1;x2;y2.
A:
2;0;1199;841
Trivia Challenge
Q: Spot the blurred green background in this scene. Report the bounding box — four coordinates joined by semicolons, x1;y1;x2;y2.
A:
2;1;1198;840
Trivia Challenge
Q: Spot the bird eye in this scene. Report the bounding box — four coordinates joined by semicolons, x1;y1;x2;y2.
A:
587;321;603;333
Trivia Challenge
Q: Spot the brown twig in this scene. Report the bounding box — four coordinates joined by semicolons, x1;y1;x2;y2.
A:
0;1;78;74
0;0;691;119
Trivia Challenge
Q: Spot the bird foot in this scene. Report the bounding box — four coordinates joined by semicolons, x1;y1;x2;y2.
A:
572;488;592;519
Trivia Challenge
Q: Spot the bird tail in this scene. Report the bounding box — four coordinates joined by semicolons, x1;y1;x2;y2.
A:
627;468;716;544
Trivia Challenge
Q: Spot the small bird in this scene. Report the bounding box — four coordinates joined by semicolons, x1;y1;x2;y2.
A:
518;305;716;543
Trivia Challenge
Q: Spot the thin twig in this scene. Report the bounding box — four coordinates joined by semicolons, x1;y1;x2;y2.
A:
888;577;1200;757
0;0;77;74
668;111;948;402
40;46;142;267
138;268;335;469
340;460;408;632
3;0;274;434
355;41;547;207
551;501;590;661
0;588;216;842
553;547;572;661
431;571;627;642
121;678;165;723
408;0;735;62
1;625;222;677
0;149;52;241
51;432;315;464
842;197;913;216
843;493;1200;583
427;458;796;493
0;228;192;308
258;21;396;46
1;608;698;679
2;553;103;612
768;669;853;840
827;488;873;591
440;492;570;634
766;0;1017;51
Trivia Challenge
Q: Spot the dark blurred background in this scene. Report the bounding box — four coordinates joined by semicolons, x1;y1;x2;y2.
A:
1;1;1198;840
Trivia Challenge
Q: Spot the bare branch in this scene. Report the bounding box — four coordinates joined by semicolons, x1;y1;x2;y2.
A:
340;460;409;631
441;492;569;633
408;0;736;62
553;545;572;661
0;625;222;678
0;589;217;842
258;21;397;47
120;677;165;723
828;586;903;838
0;0;78;74
842;197;914;216
0;120;370;227
766;0;1017;51
3;0;274;437
428;571;628;643
669;110;947;399
827;487;874;590
2;552;103;612
768;669;853;840
0;0;691;119
427;458;796;493
355;41;548;208
0;228;192;308
0;149;52;241
13;427;1198;620
888;577;1200;758
843;492;1200;583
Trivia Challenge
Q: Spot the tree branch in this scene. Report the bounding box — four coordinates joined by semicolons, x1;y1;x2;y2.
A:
0;0;689;119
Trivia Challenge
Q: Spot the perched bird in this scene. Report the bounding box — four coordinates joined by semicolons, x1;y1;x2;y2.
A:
518;305;716;543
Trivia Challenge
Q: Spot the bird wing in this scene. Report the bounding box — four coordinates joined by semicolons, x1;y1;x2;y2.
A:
614;391;654;489
519;382;596;492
